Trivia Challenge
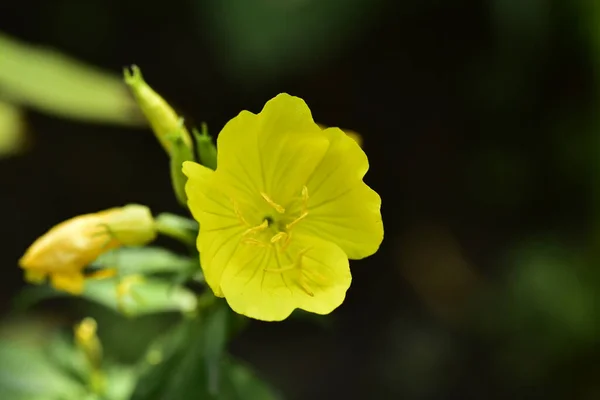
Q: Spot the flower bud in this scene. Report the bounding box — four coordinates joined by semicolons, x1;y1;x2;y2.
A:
19;204;156;294
124;65;193;155
74;317;102;369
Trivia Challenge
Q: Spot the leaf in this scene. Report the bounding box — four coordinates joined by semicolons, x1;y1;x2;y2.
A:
222;359;282;400
0;32;144;126
129;317;211;400
82;277;197;317
154;213;199;247
0;321;88;400
204;303;229;395
0;100;27;158
129;301;233;400
92;247;198;276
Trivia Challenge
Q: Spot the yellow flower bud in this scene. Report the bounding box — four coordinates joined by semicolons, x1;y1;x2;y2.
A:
124;65;193;155
19;204;156;294
97;204;157;245
74;317;102;369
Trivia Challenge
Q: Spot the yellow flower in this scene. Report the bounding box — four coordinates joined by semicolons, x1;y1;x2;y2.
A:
19;204;156;294
183;93;383;321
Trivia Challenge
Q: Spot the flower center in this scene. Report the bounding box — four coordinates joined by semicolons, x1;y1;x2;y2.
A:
236;185;309;252
233;186;316;296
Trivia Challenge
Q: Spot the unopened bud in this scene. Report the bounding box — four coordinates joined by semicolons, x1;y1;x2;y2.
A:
124;65;193;155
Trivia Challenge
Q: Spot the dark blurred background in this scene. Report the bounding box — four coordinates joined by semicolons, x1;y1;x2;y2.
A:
1;0;600;399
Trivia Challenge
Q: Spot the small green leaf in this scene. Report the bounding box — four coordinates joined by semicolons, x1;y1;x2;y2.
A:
154;213;199;246
0;32;144;126
193;123;217;170
92;246;198;276
82;277;197;317
168;130;196;206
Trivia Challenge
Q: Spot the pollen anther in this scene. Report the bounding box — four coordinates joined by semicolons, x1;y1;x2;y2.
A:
242;219;269;237
270;232;288;243
260;192;286;214
286;211;308;230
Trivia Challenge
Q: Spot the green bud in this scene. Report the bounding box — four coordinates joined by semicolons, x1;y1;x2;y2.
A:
193;123;217;170
124;65;193;155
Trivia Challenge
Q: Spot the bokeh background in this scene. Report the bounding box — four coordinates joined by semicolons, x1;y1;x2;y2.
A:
1;0;600;399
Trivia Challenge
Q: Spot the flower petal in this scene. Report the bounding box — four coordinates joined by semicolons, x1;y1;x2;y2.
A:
51;272;85;294
220;234;351;321
216;94;329;206
301;127;383;259
183;161;246;296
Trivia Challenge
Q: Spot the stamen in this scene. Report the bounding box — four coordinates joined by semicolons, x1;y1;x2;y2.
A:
280;232;292;252
232;200;250;227
270;231;288;243
242;219;269;237
263;247;310;272
298;275;315;297
302;185;309;211
286;211;308;230
260;192;285;214
241;238;268;247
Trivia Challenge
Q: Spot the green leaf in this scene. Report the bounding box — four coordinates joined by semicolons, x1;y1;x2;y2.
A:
223;359;281;400
82;277;197;317
92;246;198;276
0;32;144;126
102;364;138;400
129;301;234;400
193;124;217;170
129;316;211;400
169;131;196;207
0;321;87;400
204;303;229;395
154;213;199;247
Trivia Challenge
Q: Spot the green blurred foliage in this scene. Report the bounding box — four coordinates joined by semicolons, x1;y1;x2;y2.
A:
0;32;145;126
130;302;280;400
82;277;197;317
0;101;27;158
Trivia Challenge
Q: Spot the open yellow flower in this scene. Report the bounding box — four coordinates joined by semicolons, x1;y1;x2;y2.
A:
183;93;383;321
19;204;156;294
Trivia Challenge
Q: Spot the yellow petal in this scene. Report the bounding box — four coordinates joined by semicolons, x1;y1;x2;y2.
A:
183;161;246;296
50;272;85;294
301;127;383;259
24;269;46;284
19;214;114;273
220;233;351;321
216;93;329;204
